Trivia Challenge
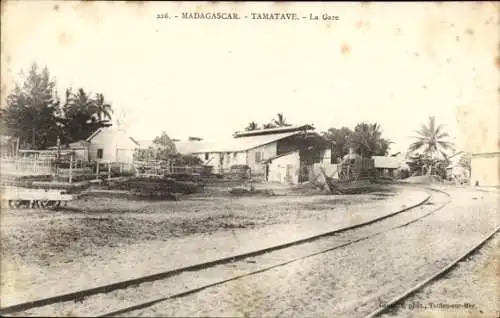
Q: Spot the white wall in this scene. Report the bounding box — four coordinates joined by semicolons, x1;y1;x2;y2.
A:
471;154;500;187
195;151;248;174
73;148;89;162
246;142;277;178
268;151;300;184
320;148;332;165
88;128;137;163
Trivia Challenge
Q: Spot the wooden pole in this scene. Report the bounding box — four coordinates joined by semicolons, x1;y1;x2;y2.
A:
55;136;60;177
96;161;100;180
69;154;73;184
108;161;111;181
16;137;20;157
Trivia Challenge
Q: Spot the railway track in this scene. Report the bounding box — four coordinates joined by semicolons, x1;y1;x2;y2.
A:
0;186;450;317
365;225;500;318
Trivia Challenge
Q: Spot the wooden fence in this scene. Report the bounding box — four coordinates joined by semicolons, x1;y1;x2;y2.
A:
134;161;205;178
0;157;54;177
1;156;136;184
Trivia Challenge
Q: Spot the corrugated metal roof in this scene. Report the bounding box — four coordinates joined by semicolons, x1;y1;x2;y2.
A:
176;131;302;154
47;140;90;149
233;124;315;138
372;156;401;169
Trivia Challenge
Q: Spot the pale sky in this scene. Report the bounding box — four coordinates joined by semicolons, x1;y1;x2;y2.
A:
2;1;499;154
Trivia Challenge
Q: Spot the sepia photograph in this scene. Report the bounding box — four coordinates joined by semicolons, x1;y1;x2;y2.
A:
0;1;499;317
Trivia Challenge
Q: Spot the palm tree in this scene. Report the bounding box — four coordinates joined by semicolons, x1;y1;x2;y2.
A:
62;88;106;142
245;121;259;131
263;123;277;129
93;93;113;121
408;116;454;175
71;88;97;121
272;113;291;127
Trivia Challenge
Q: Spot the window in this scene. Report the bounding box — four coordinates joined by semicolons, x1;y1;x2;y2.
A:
205;153;209;160
255;151;262;162
97;149;103;159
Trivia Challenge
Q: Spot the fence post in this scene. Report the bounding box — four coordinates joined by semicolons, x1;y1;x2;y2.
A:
69;155;73;184
108;162;111;181
96;161;100;180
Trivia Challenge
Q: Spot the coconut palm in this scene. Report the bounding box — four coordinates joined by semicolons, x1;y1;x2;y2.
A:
408;116;454;175
272;113;291;127
245;121;259;131
69;88;97;120
263;123;277;129
94;93;113;121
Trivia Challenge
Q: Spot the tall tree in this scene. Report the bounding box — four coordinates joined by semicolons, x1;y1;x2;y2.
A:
263;123;277;129
408;116;454;175
245;121;259;131
322;127;354;163
61;88;112;143
151;131;177;160
272;113;291;127
350;122;391;158
93;93;113;121
3;63;61;149
408;117;453;175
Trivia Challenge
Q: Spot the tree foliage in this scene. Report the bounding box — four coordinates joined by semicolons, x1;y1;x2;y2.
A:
272;113;291;127
2;63;114;149
3;64;61;149
171;154;203;165
245;113;291;131
322;122;391;162
134;131;202;165
263;123;277;129
322;127;353;162
408;116;454;160
245;121;259;131
350;122;391;158
408;116;454;175
60;88;112;144
458;153;471;170
152;131;177;159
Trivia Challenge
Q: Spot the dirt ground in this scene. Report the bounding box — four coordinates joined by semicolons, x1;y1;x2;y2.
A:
1;184;398;268
115;188;498;318
1;182;423;308
379;232;500;318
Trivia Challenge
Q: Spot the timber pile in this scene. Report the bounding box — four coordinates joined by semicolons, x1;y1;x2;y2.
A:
106;177;203;198
1;175;90;193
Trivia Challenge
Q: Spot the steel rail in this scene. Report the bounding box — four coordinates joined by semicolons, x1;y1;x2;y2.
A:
365;225;500;318
98;188;450;317
0;186;434;316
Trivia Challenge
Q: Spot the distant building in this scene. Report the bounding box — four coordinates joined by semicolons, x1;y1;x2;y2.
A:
85;127;139;163
470;151;500;187
372;156;401;178
175;124;331;184
444;151;470;183
47;140;90;162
